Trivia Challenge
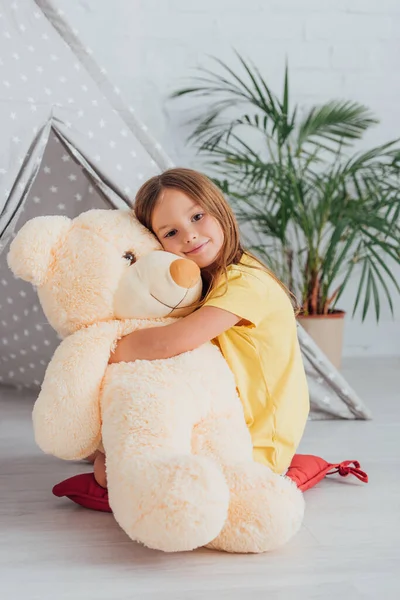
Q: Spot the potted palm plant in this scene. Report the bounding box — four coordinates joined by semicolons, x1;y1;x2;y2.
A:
171;55;400;368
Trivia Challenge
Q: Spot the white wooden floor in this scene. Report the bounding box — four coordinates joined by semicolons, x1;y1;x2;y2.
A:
1;357;399;600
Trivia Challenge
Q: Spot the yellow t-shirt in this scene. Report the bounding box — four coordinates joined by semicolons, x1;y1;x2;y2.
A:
205;254;309;474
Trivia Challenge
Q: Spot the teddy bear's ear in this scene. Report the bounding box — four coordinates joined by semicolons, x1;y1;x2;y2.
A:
7;215;71;287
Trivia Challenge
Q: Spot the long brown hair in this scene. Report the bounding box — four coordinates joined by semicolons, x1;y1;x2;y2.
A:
134;167;298;310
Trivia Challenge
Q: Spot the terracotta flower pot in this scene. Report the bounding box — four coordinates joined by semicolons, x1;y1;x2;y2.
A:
297;310;345;369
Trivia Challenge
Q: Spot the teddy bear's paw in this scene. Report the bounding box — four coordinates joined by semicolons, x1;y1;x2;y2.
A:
109;455;230;553
206;466;305;554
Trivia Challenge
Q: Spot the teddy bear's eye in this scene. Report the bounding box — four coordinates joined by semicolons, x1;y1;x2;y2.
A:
123;251;136;265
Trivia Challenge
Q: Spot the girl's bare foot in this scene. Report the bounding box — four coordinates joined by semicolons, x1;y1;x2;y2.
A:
94;452;107;488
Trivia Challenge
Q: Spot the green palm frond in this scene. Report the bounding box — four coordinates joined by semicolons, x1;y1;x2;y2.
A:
296;101;378;152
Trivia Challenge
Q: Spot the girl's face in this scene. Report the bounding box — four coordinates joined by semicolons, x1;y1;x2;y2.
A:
151;188;224;269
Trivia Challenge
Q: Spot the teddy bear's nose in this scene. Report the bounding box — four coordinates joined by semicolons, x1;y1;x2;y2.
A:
169;259;200;288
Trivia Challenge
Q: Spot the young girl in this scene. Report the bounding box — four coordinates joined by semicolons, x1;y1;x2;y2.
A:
93;168;309;487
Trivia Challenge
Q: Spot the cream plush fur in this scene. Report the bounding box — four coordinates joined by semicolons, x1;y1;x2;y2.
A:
8;209;304;553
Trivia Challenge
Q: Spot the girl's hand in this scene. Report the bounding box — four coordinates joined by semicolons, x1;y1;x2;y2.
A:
109;332;138;364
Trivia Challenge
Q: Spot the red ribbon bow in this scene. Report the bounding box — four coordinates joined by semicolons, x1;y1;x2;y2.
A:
328;460;369;483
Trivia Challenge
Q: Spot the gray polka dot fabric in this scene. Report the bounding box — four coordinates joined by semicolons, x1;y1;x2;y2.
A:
0;1;371;420
0;132;111;390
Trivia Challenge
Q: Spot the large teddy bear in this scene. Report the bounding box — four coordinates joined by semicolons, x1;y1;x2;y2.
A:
8;208;304;553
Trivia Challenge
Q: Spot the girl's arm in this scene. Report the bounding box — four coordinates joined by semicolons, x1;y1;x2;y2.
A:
109;306;240;363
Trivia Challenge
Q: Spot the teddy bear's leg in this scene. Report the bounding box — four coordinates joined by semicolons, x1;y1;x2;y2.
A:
193;411;305;553
110;452;229;553
101;373;230;553
207;462;304;553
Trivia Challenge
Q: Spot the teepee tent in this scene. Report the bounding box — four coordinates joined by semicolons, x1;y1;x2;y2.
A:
0;0;371;420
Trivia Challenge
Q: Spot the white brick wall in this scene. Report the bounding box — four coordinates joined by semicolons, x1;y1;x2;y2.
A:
56;0;400;357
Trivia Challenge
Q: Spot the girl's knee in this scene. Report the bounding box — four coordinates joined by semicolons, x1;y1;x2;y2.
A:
94;452;107;488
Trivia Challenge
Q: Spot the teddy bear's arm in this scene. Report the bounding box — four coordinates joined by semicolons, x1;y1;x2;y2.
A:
32;321;120;460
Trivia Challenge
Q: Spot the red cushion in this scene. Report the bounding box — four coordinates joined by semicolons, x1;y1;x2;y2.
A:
286;454;368;491
52;454;368;513
52;473;112;512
